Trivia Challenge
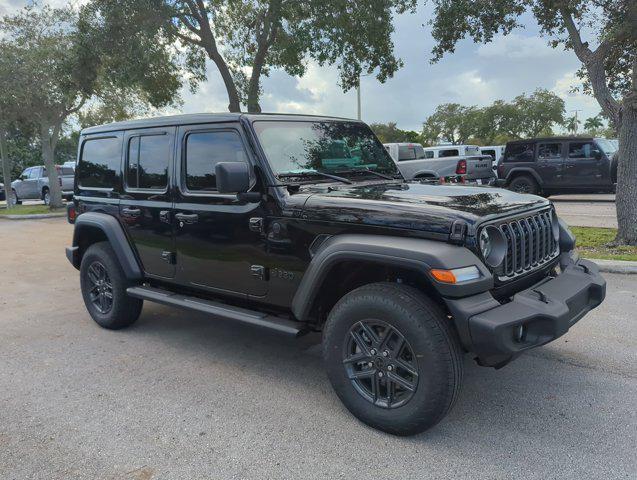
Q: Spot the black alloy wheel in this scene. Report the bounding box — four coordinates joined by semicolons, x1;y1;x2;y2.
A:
343;320;419;409
86;260;114;314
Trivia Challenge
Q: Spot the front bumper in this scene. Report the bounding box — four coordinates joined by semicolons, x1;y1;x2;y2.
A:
446;258;606;367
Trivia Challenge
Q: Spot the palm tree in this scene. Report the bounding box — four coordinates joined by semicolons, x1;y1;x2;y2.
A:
584;115;604;132
564;115;581;134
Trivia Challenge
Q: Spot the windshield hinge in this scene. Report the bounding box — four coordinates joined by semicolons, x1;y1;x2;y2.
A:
449;220;467;243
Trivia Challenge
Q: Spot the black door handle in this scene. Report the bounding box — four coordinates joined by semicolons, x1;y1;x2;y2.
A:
175;213;199;224
121;207;141;217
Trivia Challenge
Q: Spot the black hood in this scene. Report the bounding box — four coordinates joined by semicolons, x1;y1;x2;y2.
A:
300;181;549;235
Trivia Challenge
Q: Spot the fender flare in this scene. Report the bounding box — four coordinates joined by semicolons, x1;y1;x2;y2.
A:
70;211;142;280
291;234;493;321
412;170;439;179
505;168;543;186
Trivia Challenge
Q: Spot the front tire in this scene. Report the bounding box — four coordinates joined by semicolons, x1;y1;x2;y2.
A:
322;283;463;436
42;188;50;206
80;242;143;330
10;189;20;205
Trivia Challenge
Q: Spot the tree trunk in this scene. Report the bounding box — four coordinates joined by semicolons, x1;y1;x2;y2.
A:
204;48;242;113
247;49;267;113
40;122;64;210
0;127;12;210
615;98;637;244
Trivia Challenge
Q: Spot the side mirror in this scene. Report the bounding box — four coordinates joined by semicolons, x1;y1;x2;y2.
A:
215;162;251;194
593;150;603;160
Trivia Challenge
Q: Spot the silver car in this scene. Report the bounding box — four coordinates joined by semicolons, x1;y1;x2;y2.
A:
10;165;74;205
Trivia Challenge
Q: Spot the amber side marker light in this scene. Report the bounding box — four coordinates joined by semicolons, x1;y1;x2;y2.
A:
430;266;481;284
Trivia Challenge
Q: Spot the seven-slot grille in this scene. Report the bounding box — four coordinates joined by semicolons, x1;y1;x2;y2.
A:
496;210;559;279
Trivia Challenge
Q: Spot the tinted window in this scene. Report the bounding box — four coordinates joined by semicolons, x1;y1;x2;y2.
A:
127;135;170;190
185;131;247;191
538;143;561;159
504;143;534;162
439;149;459;157
482;149;496;158
79;137;121;188
568;142;595;158
397;145;426;161
425;150;434;159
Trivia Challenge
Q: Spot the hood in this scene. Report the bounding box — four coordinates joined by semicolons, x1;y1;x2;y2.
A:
301;181;549;235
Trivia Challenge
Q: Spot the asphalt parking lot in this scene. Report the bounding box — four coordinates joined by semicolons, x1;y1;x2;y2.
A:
0;218;635;480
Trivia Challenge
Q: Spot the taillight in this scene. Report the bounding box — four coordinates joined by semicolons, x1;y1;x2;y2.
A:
497;163;504;177
456;159;467;175
67;203;76;224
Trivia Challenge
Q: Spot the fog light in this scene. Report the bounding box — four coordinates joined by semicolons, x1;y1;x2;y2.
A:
513;324;526;343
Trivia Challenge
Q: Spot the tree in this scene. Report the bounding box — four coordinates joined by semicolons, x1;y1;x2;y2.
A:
370;122;420;143
564;114;581;134
584;115;604;132
421;103;479;144
513;89;565;137
92;0;416;113
426;0;637;244
0;3;181;209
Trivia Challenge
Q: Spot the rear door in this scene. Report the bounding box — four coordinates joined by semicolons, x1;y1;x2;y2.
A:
535;142;564;187
119;127;176;279
173;123;268;297
564;141;605;187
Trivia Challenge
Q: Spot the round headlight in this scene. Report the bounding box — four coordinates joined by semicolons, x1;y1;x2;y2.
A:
479;226;507;268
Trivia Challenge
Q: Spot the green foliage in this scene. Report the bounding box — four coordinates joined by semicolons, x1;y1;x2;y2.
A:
570;227;637;261
369;122;421;144
422;89;566;145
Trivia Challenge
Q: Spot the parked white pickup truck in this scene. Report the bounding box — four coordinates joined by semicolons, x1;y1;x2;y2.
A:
10;165;74;205
383;143;495;184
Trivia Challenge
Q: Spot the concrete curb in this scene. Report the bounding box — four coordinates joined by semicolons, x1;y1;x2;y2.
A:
589;258;637;274
0;213;66;220
550;196;615;203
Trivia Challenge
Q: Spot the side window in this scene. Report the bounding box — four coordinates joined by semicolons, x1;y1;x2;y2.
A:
29;167;41;179
78;137;122;189
424;150;434;159
439;149;459;157
482;149;496;159
398;146;416;161
20;168;31;179
127;134;170;190
538;143;561;159
568;142;595;158
504;143;534;162
185;130;247;192
60;167;74;176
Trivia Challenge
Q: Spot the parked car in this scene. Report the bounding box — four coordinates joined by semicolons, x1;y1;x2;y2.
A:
10;165;74;205
65;113;605;436
423;144;482;158
497;137;618;195
383;142;495;184
479;146;505;175
0;183;5;201
63;160;77;170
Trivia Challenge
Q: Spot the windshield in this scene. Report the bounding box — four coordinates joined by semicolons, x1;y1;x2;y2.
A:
596;138;618;155
253;121;400;179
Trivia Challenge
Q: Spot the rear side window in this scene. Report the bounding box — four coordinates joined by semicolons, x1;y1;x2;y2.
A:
482;149;496;158
127;134;170;190
78;137;121;188
185;130;247;192
424;150;434;159
397;145;425;161
568;142;595;158
538;143;561;159
439;149;459;157
504;143;534;162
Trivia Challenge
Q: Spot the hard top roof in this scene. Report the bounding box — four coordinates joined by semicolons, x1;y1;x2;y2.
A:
82;112;357;135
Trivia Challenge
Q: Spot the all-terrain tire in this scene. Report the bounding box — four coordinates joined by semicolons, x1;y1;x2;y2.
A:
322;282;463;436
508;174;539;195
80;241;143;330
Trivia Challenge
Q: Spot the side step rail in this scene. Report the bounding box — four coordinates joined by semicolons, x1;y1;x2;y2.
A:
127;285;306;337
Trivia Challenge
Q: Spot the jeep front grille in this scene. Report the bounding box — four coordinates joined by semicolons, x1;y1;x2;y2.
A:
497;210;559;279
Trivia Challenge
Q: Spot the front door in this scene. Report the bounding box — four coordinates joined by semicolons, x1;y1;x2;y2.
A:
119;127;176;279
563;141;605;187
535;142;564;187
173;123;268;298
17;167;39;199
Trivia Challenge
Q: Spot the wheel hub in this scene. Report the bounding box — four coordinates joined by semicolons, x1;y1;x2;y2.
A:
343;320;419;409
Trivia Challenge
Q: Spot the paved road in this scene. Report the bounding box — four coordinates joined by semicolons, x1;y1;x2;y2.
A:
0;218;635;480
553;198;618;228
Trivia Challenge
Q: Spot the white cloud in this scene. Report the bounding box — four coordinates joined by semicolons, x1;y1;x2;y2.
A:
477;33;560;60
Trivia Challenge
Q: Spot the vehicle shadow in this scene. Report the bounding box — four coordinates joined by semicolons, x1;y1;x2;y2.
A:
130;302;628;451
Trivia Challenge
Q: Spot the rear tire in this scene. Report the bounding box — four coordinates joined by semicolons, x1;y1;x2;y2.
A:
508;174;539;195
322;283;463;436
80;242;143;330
42;188;50;206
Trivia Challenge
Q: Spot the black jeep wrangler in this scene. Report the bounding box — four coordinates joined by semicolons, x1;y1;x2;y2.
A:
66;114;606;435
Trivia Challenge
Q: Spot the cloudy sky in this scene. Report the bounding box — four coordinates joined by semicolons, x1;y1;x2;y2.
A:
2;1;602;132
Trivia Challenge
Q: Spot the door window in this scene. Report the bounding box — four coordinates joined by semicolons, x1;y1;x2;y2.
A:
397;145;426;161
439;149;459;157
482;149;496;159
538;143;561;159
126;134;170;191
568;142;595;158
184;130;247;192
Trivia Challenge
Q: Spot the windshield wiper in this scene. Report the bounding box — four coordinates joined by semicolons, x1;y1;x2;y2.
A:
334;168;400;180
277;171;352;185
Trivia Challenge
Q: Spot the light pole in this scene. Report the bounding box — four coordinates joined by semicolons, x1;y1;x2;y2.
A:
569;109;582;134
356;73;372;121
